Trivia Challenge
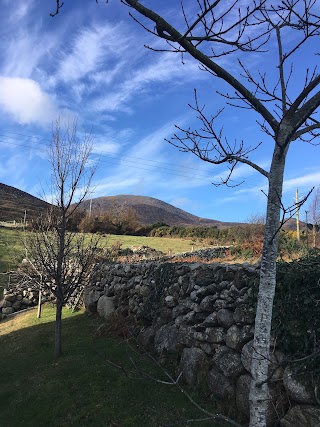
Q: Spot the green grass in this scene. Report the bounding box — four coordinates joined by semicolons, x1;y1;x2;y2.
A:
99;233;211;255
0;305;228;427
0;228;27;296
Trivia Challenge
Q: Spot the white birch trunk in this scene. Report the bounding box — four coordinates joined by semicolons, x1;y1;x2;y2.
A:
249;144;287;427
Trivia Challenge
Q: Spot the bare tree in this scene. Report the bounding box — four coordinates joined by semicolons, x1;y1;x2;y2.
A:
50;1;320;424
26;119;99;358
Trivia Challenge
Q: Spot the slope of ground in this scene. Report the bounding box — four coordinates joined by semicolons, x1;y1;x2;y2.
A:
81;194;238;228
0;183;50;223
0;305;225;427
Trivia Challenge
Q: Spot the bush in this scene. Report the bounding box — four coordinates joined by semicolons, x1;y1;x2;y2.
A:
273;250;320;381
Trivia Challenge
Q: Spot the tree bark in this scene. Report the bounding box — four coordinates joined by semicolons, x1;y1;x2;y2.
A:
54;292;63;358
249;144;287;426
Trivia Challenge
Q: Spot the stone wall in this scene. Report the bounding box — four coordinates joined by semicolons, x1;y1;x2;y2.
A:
86;260;320;427
0;264;55;318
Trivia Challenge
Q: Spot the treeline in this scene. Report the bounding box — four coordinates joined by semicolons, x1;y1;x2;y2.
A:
67;208;265;243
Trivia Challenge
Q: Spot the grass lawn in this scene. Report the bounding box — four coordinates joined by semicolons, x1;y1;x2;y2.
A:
0;305;229;427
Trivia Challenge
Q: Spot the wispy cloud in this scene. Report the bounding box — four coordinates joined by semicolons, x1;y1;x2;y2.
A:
283;172;320;192
54;23;129;85
93;52;205;113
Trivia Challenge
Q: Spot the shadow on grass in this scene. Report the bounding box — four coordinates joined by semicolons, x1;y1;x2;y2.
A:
0;306;227;427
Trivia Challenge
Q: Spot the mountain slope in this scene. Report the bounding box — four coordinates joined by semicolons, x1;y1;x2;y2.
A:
0;183;51;223
81;195;238;228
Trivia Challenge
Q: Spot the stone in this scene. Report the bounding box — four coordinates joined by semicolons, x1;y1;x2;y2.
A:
199;295;217;311
205;327;225;343
283;366;316;404
1;299;12;308
12;300;22;310
172;303;190;318
217;308;234;328
214;346;244;379
193;267;214;286
21;298;33;306
4;293;16;302
195;286;210;298
213;299;228;309
137;327;155;349
241;340;286;381
207;366;235;399
179;347;209;386
233;306;255;324
280;405;320;427
154;324;182;354
2;307;14;314
84;289;101;311
202;312;219;327
164;295;176;308
140;286;150;297
241;340;253;373
225;324;253;351
97;295;115;319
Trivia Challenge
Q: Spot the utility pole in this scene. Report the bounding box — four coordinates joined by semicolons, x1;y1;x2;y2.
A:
296;188;300;241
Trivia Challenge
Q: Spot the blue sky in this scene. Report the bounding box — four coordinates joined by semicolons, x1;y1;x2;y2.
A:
0;0;319;223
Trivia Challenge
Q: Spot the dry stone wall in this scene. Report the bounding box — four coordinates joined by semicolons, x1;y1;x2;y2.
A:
86;260;320;427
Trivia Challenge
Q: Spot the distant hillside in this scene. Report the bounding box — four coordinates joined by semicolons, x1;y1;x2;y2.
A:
0;183;51;223
0;184;304;231
80;195;239;228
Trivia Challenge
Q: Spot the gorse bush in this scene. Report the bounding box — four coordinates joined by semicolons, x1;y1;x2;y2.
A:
273;250;320;381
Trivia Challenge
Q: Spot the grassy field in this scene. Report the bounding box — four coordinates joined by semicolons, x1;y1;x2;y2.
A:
100;233;211;254
0;228;27;294
0;228;214;293
0;305;229;427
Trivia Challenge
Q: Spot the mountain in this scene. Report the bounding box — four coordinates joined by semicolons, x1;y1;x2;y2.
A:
80;194;239;228
0;183;51;223
0;183;303;231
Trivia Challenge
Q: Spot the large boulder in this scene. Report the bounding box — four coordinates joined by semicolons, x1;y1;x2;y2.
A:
96;295;115;319
283;366;316;404
179;347;209;386
207;366;235;400
280;405;320;427
241;340;285;381
2;307;14;315
214;346;245;379
84;289;102;314
217;308;234;328
225;324;253;351
154;324;183;354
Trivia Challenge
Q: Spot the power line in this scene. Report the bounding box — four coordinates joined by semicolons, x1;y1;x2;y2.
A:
0;128;252;177
0;129;265;186
0;137;214;182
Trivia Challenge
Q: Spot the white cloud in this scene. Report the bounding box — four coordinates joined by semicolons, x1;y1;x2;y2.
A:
0;77;57;125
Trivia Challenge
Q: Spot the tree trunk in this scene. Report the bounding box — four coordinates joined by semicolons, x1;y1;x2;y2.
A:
249;145;287;427
37;289;42;319
54;292;63;358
